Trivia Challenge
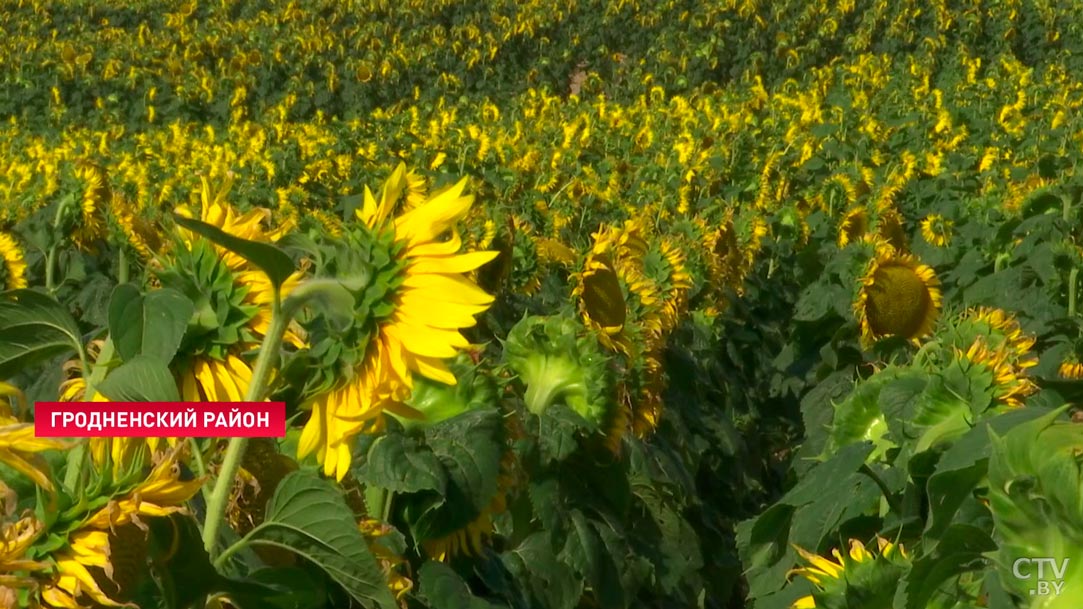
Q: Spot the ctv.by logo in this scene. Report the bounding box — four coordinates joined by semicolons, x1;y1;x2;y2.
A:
1012;558;1069;596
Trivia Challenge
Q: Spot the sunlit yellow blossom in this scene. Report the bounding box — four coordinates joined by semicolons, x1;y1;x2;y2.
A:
298;165;498;481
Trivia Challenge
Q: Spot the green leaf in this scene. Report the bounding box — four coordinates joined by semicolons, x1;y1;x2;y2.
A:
924;407;1052;545
95;355;182;402
502;532;582;609
108;283;195;363
415;561;500;609
245;470;398;609
0;289;83;378
147;515;225;609
894;524;996;609
405;409;506;541
560;510;626;608
220;567;330;609
173;214;296;289
355;433;448;494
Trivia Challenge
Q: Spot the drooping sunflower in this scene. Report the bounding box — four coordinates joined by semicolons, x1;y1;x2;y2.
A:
1059;355;1083;380
70;162;110;252
789;537;910;609
941;307;1037;369
0;514;50;595
837;205;907;251
569;219;693;442
297;164;498;481
853;238;942;347
37;451;202;609
952;338;1037;409
0;416;70;493
0;232;27;290
109;193;162;261
920;214;953;247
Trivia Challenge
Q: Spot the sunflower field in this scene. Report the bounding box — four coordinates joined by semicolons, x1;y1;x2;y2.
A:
4;0;1083;607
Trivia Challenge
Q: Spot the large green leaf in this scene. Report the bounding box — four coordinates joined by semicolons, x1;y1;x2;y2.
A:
502;532;582;609
924;407;1052;545
560;509;626;608
0;289;83;378
893;524;996;609
245;470;397;609
108;283;194;363
173;214;296;289
737;442;876;599
355;433;448;494
402;408;505;542
96;355;182;402
415;561;501;609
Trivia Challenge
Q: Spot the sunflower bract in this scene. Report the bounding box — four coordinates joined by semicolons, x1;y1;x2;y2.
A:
502;315;613;427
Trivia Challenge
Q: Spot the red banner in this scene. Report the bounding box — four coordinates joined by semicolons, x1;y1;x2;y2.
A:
34;402;286;438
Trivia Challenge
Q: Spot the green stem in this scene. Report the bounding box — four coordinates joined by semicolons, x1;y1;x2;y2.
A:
45;196;71;294
860;464;902;515
213;527;259;570
45;247;58;293
1070;267;1079;319
201;293;286;557
118;247;129;285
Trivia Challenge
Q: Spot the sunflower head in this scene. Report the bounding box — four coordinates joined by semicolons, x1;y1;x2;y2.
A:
1059;355;1083;380
0;232;28;291
920;214;953;247
789;537;910;609
838;205;908;252
950;338;1037;409
296;164;498;481
938;307;1036;370
837;207;870;248
70;161;110;252
853;239;942;347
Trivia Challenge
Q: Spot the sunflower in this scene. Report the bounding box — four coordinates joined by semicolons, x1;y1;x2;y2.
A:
837;207;869;248
789;537;910;609
854;239;942;346
953;338;1037;409
838;205;907;251
58;341;148;475
1059;355;1083;380
920;214;953;247
297;164;498;481
0;416;70;493
0;233;27;290
422;445;518;561
109;193;162;261
70;162;110;252
37;451;202;609
0;514;50;594
162;170;306;405
944;307;1036;368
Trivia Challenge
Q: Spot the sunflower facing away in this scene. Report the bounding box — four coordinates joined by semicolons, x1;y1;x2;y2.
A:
37;451;202;609
789;537;910;609
854;238;942;347
297;164;498;481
